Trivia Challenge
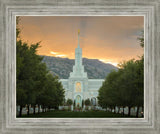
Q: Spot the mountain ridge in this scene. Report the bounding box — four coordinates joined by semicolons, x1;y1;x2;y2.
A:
41;55;118;79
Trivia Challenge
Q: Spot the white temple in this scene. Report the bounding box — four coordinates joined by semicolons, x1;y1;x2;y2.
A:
60;31;104;107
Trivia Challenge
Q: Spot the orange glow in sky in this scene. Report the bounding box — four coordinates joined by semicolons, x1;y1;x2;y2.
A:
50;51;68;58
18;16;144;67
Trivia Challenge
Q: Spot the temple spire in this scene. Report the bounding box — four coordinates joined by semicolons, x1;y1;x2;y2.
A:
69;30;88;78
78;29;80;48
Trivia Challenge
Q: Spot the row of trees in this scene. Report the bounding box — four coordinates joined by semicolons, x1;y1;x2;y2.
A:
65;98;92;109
98;34;144;117
16;17;65;117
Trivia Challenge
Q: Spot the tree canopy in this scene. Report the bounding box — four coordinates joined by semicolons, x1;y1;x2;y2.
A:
16;17;65;116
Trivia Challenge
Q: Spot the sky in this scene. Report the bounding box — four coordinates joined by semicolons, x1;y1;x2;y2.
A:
18;16;144;67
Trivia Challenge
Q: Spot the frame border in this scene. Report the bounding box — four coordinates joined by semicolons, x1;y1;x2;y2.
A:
0;0;160;134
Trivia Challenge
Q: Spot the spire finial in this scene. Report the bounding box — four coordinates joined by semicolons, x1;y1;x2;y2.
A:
78;29;80;48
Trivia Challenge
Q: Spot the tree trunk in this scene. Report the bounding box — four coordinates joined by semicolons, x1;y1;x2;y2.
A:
114;106;116;113
55;106;58;110
27;105;30;115
19;105;22;117
141;106;144;117
110;107;112;112
136;106;139;117
33;105;36;114
42;105;44;112
38;105;40;114
117;107;120;114
123;106;125;116
142;106;144;112
128;106;131;116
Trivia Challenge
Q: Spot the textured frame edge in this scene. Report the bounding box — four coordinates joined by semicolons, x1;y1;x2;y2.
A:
0;0;160;134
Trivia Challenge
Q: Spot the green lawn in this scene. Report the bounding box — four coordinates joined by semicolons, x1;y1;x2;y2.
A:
17;110;140;118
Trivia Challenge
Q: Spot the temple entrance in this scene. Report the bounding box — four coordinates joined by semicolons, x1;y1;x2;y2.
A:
75;95;81;107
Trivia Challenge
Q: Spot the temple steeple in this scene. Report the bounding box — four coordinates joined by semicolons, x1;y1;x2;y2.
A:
69;30;88;78
75;30;82;66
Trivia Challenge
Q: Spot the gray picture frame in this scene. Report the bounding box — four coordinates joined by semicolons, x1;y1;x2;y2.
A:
0;0;160;134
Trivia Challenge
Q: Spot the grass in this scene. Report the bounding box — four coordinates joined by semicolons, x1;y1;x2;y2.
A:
17;110;141;118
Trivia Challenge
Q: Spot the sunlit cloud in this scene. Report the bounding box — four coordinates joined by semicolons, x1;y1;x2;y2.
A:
50;51;58;55
99;59;118;67
50;51;68;58
55;54;67;58
107;62;119;67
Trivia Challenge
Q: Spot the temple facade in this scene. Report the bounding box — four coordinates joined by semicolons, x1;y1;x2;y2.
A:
60;32;104;107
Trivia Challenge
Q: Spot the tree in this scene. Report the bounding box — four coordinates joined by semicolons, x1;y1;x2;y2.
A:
98;70;123;112
136;57;144;117
85;99;91;106
67;99;73;106
119;60;140;116
98;59;144;116
136;31;144;117
53;76;65;109
16;17;65;116
16;88;27;117
66;99;73;111
17;41;45;115
137;31;144;48
73;99;76;107
82;99;84;108
98;31;144;117
36;73;65;112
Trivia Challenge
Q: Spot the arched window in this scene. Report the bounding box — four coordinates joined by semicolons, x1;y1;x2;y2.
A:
76;82;81;92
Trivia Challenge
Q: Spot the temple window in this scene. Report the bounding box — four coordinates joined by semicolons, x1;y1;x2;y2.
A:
76;82;81;92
